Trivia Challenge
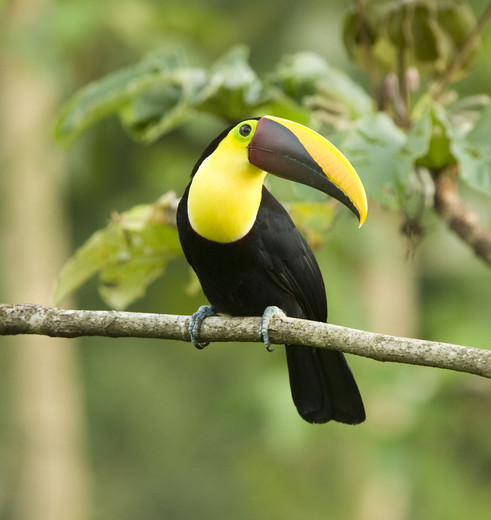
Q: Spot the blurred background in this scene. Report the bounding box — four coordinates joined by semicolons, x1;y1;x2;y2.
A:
1;1;490;519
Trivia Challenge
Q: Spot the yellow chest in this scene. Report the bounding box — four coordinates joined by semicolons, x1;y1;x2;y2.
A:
187;147;267;243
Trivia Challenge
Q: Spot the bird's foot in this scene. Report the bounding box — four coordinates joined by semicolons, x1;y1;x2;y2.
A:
259;306;286;353
189;305;216;349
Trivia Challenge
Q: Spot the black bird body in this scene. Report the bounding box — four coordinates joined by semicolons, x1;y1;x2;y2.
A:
178;186;324;321
177;116;367;424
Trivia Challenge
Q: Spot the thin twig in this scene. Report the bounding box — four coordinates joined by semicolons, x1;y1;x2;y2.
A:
1;304;490;378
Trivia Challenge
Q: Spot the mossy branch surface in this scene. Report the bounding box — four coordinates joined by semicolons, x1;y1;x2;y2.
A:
1;304;490;378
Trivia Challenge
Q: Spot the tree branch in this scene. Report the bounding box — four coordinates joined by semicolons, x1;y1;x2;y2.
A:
1;304;490;378
435;173;491;265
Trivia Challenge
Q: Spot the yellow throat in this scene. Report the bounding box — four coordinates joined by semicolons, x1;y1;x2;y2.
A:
187;138;267;243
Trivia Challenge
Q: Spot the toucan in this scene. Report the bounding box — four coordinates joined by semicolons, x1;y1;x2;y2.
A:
176;115;368;424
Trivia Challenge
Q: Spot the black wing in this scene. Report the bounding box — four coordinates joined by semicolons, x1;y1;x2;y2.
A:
256;189;364;423
252;187;327;322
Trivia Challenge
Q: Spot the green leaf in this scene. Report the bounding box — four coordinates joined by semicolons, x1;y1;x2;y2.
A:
335;111;431;207
55;46;373;147
406;105;433;160
97;252;172;311
452;103;491;197
54;194;182;309
53;225;122;306
415;101;456;170
120;67;207;143
270;52;373;119
54;48;190;144
198;45;267;121
253;94;311;126
56;45;276;145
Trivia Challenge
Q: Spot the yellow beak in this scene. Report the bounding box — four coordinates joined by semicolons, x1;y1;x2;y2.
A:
248;115;367;226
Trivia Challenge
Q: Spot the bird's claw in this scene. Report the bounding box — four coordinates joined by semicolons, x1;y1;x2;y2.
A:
260;306;286;352
189;305;216;349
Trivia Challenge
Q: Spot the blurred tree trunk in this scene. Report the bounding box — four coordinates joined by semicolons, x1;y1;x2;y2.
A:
361;206;419;338
357;206;419;520
0;2;91;520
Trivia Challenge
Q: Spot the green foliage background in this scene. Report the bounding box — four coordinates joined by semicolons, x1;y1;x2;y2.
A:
1;1;491;519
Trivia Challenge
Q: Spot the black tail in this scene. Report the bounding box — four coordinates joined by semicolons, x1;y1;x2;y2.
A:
285;345;365;424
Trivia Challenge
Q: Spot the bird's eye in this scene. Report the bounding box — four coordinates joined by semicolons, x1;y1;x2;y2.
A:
239;124;252;137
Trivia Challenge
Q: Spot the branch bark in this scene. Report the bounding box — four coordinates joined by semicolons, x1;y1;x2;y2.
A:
1;304;490;379
435;173;491;265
